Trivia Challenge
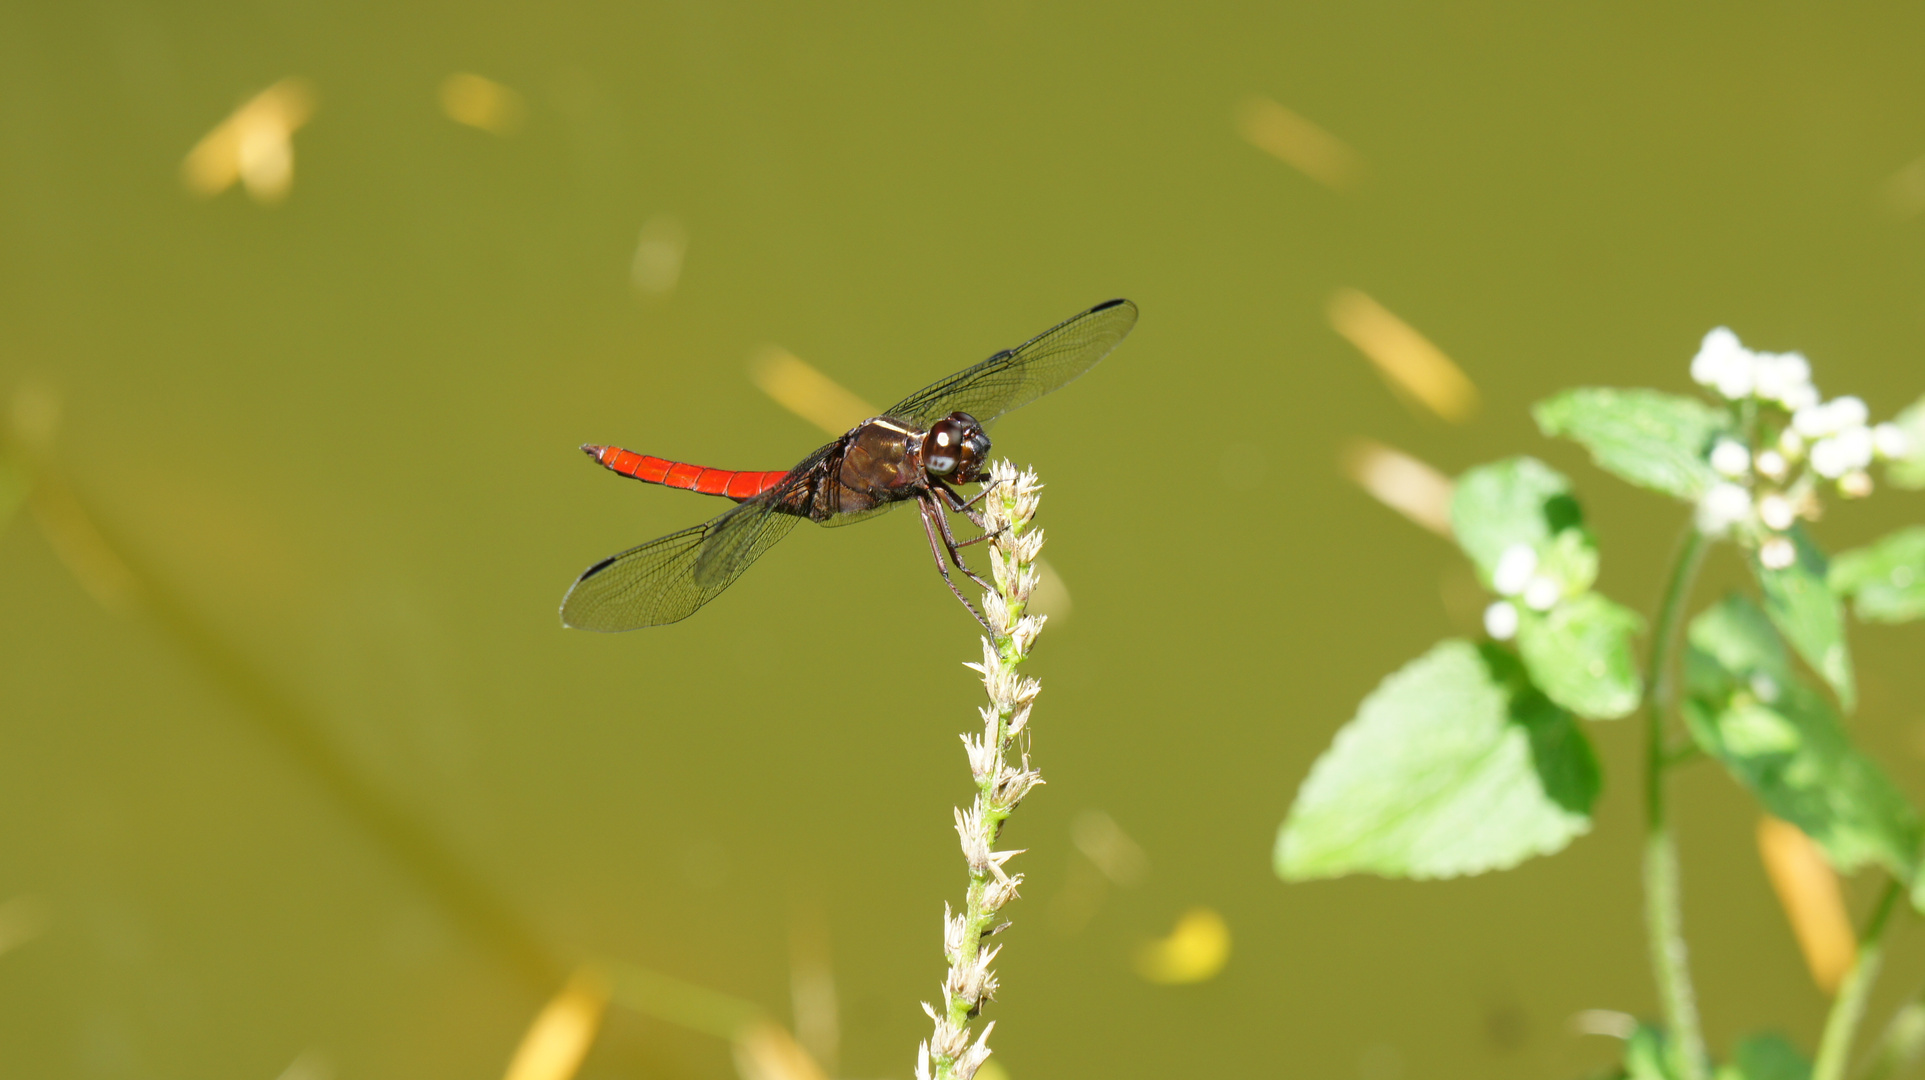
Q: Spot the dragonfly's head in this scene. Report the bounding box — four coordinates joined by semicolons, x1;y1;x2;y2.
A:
923;411;991;484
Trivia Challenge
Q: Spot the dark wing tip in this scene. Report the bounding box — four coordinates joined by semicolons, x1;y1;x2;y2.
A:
1090;298;1133;313
559;558;617;630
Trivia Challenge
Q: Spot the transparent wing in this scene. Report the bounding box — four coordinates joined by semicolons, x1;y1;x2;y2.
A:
884;299;1138;429
560;499;802;630
819;502;901;528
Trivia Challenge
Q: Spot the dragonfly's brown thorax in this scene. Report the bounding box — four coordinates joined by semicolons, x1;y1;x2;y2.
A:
781;412;991;523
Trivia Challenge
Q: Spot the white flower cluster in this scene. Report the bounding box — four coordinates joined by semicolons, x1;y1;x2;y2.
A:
918;461;1047;1080
1688;327;1915;568
1481;542;1565;641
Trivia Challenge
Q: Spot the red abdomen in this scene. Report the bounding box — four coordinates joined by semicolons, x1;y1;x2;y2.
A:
583;445;788;502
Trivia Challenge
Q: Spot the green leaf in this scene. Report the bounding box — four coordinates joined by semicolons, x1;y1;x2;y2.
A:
1517;591;1644;719
1751;527;1855;712
1449;458;1640;718
1625;1024;1679;1080
1888;394;1925;490
1533;388;1728;500
1831;526;1925;623
1450;457;1592;590
1684;595;1917;880
1714;1034;1810;1080
1276;640;1598;881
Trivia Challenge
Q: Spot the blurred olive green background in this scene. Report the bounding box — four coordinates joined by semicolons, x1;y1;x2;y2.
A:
5;2;1925;1078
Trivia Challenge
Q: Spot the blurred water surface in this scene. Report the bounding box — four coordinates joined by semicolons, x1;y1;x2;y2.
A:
4;3;1925;1078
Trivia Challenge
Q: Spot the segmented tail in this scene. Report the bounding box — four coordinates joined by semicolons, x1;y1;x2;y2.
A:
582;444;789;502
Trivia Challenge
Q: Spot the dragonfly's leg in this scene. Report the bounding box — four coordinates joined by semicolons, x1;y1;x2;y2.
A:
960;477;1005;510
919;497;992;631
928;494;995;591
933;481;997;537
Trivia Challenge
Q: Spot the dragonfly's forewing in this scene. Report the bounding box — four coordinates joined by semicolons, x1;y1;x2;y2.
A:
884;298;1138;429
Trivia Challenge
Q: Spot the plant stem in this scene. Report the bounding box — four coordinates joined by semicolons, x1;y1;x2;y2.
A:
1814;879;1905;1080
1644;528;1709;1080
917;463;1048;1080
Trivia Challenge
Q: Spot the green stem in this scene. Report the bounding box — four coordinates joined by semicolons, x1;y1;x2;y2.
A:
1644;528;1709;1080
1813;879;1904;1080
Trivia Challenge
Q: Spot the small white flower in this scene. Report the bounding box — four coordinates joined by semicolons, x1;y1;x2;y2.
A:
1794;396;1870;439
1839;470;1874;499
1755;449;1788;481
1778;428;1805;460
1696;482;1753;536
1690;327;1754;399
1838;427;1876;470
1491;543;1538;597
1810;427;1873;479
1779;382;1820;412
1752;352;1813;407
1873;422;1912;461
1760;536;1796;570
1522;576;1561;612
1484;601;1519;641
1709;438;1751;478
1792;405;1828;438
1758;493;1796;531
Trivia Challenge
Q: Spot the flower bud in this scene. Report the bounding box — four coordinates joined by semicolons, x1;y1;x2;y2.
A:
1483;601;1519;641
1491;543;1537;597
1760;536;1796;570
1523;576;1561;612
1695;482;1753;536
1758;493;1796;531
1709;438;1751;478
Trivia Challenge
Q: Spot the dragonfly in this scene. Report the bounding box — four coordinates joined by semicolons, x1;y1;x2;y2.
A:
561;298;1139;631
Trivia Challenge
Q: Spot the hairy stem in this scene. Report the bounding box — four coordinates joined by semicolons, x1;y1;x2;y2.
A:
1813;879;1904;1080
917;463;1048;1080
1644;528;1709;1080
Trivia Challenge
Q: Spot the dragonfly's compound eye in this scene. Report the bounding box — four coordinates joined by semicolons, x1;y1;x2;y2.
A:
924;417;967;476
949;413;990;483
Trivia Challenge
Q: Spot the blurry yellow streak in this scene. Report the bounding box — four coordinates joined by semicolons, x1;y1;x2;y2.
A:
601;958;762;1039
31;477;141;609
974;1062;1011;1080
274;1051;331;1080
732;1019;830;1080
10;382;61;454
1328;289;1479;422
1236;95;1363;191
1568;1009;1638;1039
788;905;839;1076
749;348;876;436
1029;558;1071;621
181;78;315;204
440;73;526;135
0;896;48;960
1071;809;1148;887
1757;816;1855;994
1341;439;1454;538
503;967;611;1080
631;216;688;297
1133;906;1230;984
1883;156;1925;220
